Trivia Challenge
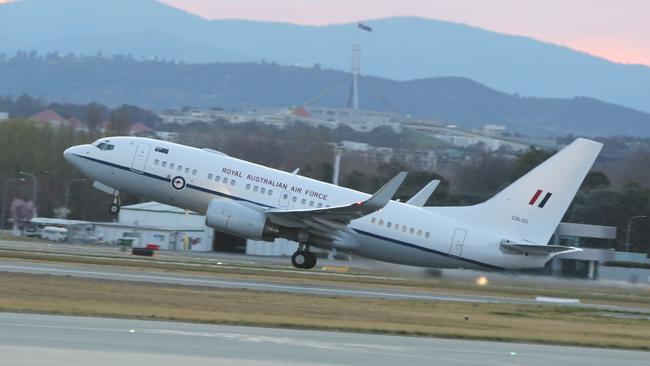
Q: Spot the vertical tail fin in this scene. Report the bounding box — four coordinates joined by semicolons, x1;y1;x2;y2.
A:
427;139;603;244
480;138;602;244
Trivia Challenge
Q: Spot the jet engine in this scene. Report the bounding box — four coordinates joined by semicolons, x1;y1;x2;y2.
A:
205;199;279;241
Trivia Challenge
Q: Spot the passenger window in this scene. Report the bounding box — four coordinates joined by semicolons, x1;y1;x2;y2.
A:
154;159;160;165
394;224;400;230
253;186;259;192
170;163;175;170
417;230;422;236
317;202;322;208
309;201;314;207
301;198;306;205
425;232;430;239
409;228;414;234
268;190;273;195
231;180;236;186
260;187;266;194
379;219;384;226
184;167;189;173
208;173;213;179
371;217;377;224
292;196;297;202
215;176;220;182
162;161;167;167
223;178;228;184
402;226;407;232
387;222;392;228
246;184;251;190
177;165;182;172
283;193;289;199
192;169;197;176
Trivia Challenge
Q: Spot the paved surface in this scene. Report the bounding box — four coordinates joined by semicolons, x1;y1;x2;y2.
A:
1;260;649;314
1;313;647;366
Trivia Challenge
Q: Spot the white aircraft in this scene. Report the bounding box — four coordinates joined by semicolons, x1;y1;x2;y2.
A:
64;137;601;270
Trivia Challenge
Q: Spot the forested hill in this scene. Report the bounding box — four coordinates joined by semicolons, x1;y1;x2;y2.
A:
1;55;650;137
2;0;650;113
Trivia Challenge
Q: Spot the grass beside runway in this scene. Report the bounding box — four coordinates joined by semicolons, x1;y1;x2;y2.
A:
1;248;650;310
1;272;649;350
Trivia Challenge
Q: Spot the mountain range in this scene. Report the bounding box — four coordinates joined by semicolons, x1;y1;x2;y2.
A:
1;0;649;114
2;56;650;137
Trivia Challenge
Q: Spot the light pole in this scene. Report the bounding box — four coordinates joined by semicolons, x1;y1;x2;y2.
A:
1;178;26;230
625;215;647;252
18;171;37;206
64;178;87;219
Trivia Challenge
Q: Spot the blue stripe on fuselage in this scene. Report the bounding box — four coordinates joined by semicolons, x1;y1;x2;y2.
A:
76;154;270;207
76;153;503;270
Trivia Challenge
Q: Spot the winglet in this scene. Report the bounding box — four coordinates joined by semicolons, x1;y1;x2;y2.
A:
406;179;439;206
363;171;408;211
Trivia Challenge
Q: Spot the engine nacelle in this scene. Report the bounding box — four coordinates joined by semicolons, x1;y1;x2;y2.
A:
205;199;279;241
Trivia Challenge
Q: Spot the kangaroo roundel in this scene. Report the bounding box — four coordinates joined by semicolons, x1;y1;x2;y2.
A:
171;176;186;190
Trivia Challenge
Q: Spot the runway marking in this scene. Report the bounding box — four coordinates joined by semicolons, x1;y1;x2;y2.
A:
143;329;409;352
0;264;494;303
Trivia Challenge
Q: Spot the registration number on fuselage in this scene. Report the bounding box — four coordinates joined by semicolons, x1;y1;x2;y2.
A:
511;215;529;224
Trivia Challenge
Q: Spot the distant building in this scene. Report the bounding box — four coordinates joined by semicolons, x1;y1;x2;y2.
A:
155;131;178;141
159;108;290;128
338;141;438;171
28;109;88;131
294;106;401;132
30;109;66;127
129;122;154;136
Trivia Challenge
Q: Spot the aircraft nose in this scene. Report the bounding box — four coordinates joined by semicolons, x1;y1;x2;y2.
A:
63;146;77;162
63;145;86;165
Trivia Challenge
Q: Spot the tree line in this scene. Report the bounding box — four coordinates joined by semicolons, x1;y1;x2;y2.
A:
0;118;648;253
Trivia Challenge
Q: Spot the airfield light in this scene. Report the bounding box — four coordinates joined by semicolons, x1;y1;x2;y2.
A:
476;276;488;286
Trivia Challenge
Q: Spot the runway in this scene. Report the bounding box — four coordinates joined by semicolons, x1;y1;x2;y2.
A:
1;260;649;314
0;312;646;366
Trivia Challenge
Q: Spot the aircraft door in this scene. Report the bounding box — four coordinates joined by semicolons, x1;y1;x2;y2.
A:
449;228;467;257
131;143;151;173
279;190;291;207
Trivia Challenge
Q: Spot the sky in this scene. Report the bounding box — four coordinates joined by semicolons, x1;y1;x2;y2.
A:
157;0;650;66
0;0;647;65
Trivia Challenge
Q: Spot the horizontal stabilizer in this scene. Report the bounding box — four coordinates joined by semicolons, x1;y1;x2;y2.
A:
406;180;439;206
500;240;582;256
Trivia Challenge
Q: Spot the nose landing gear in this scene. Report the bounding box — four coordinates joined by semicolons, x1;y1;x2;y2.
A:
291;244;317;269
109;192;121;215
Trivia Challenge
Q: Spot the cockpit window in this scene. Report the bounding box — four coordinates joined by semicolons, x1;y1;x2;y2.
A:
95;142;115;151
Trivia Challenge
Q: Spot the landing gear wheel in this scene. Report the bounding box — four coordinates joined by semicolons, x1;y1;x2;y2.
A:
292;251;308;269
291;250;317;269
109;203;120;215
303;251;317;269
109;194;121;215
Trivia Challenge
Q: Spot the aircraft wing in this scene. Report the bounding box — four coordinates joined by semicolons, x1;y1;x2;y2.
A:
265;172;407;229
406;179;439;206
500;240;582;256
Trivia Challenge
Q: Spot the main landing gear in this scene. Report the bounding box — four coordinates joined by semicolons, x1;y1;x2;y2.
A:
109;192;121;215
291;245;317;269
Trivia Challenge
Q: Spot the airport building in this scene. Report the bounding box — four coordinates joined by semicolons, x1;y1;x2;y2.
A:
94;202;212;251
25;202;650;283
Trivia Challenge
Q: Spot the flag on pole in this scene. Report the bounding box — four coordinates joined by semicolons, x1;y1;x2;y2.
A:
358;23;372;32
